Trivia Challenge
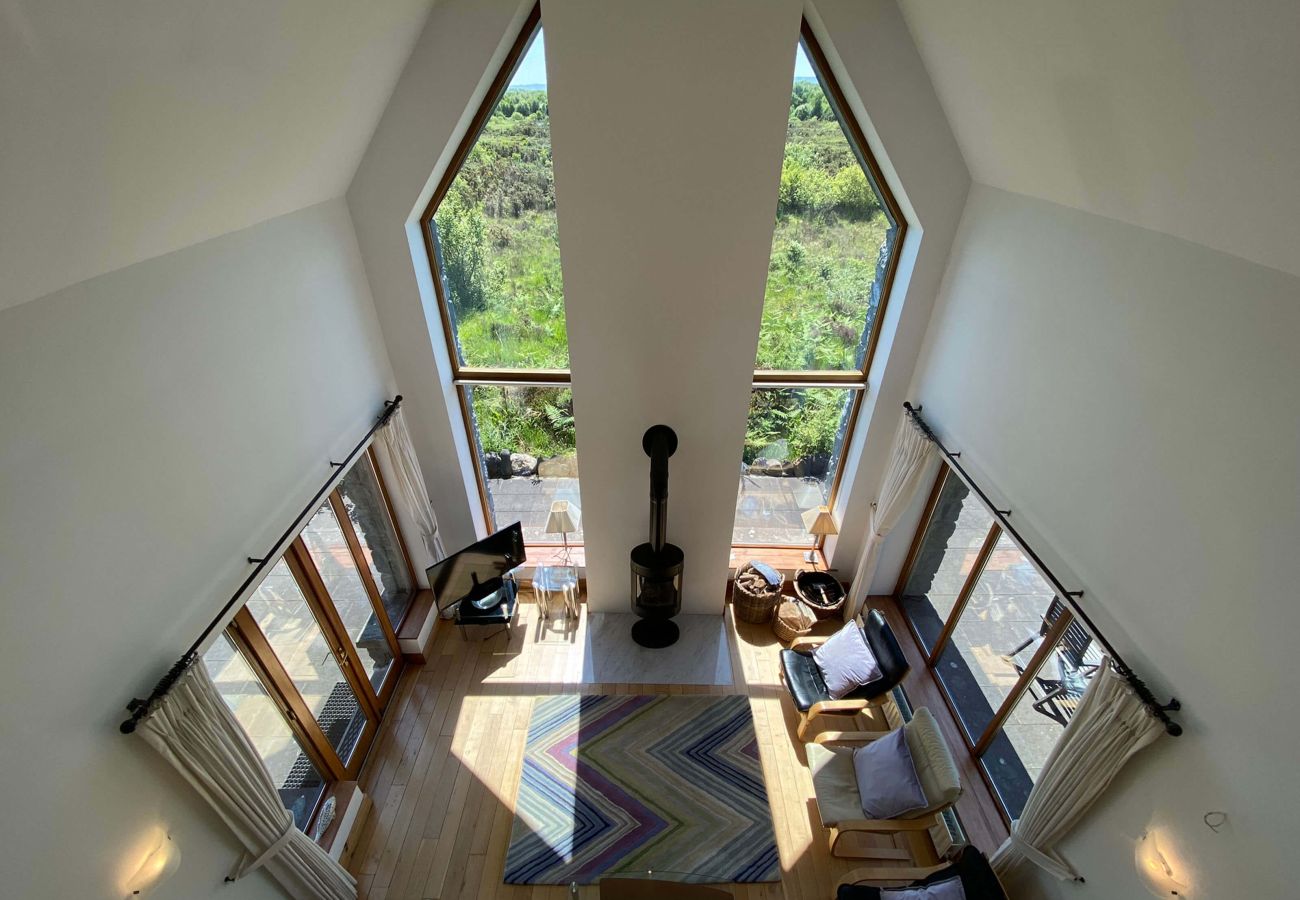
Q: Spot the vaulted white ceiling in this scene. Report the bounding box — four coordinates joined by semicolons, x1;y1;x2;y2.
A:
899;0;1300;277
0;0;436;311
7;1;1297;314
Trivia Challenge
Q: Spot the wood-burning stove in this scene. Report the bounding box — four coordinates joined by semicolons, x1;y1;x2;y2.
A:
630;425;683;647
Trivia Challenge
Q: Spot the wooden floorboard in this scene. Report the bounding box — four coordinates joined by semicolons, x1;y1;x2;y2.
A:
348;596;989;899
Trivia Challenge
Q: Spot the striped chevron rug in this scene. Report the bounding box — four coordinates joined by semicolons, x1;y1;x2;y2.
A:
504;694;780;884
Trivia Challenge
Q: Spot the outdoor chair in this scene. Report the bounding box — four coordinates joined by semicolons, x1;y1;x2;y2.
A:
835;846;1008;899
1001;596;1069;660
779;608;909;740
807;708;962;860
1002;598;1101;727
1027;623;1100;726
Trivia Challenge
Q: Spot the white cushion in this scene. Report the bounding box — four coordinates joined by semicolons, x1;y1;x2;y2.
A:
812;622;882;698
883;876;968;898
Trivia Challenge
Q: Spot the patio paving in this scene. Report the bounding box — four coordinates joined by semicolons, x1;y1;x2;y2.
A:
486;472;827;546
903;531;1102;817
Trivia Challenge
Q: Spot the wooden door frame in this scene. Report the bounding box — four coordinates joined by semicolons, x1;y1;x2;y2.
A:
234;554;379;780
890;458;1084;820
285;538;390;720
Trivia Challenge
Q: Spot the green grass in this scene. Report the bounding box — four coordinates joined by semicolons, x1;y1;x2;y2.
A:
455;211;568;369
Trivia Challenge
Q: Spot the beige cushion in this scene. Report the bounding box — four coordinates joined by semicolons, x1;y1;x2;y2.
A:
809;708;962;826
903;707;962;814
807;741;862;827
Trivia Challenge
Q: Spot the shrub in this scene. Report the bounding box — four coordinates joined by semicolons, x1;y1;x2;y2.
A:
777;159;833;218
831;166;881;220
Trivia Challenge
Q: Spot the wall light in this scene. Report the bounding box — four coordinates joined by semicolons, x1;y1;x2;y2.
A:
125;832;180;897
1135;829;1189;897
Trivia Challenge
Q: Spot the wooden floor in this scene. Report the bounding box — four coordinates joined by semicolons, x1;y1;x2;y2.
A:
348;597;970;899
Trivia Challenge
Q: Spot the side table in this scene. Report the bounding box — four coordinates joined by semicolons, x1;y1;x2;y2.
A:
533;565;580;621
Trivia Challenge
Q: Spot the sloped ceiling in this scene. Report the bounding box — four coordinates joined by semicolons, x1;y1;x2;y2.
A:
898;0;1300;277
0;0;436;311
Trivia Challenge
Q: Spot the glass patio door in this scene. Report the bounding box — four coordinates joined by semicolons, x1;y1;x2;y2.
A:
295;497;402;711
896;464;1104;820
231;557;379;778
210;447;420;829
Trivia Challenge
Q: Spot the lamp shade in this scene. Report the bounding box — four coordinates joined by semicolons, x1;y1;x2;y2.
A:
545;500;580;535
801;505;838;537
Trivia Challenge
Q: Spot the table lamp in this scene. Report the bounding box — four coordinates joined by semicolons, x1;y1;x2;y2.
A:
545;500;580;567
801;505;838;569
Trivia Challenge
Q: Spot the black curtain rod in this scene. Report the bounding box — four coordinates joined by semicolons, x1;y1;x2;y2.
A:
903;402;1183;737
119;395;404;734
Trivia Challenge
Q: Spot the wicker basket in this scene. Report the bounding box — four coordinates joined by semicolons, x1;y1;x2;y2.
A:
773;598;815;643
732;561;785;624
794;569;846;621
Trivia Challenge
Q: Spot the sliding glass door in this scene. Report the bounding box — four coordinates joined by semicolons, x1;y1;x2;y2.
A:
895;464;1103;820
234;557;378;776
201;447;420;832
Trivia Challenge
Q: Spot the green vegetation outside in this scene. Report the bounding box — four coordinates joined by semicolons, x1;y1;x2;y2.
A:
435;77;895;464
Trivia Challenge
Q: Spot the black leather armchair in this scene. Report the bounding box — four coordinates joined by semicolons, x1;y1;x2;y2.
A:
778;608;910;740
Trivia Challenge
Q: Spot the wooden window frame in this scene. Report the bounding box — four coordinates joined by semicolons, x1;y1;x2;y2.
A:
418;12;908;551
417;3;575;543
891;459;1083;823
740;21;909;550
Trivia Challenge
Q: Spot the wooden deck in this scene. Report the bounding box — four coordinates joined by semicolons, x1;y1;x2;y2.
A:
348;595;1001;899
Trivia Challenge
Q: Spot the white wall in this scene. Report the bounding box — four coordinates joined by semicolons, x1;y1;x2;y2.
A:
0;200;396;899
894;183;1300;897
543;0;802;611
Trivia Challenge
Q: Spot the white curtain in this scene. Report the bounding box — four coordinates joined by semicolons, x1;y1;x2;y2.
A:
844;413;936;620
990;658;1165;881
374;406;446;563
138;660;356;900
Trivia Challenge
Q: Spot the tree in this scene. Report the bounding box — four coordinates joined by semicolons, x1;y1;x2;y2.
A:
435;189;490;315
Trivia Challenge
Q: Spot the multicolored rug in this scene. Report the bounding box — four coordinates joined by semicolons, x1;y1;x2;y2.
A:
504;694;780;884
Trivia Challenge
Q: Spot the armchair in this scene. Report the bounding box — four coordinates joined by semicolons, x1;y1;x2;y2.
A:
779;608;909;740
835;846;1008;899
807;708;961;860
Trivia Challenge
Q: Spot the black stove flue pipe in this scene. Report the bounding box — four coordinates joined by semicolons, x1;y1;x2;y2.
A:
645;424;675;552
630;425;684;648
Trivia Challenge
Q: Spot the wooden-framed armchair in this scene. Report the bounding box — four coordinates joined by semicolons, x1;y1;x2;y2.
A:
835;846;1008;899
778;608;910;740
807;708;962;861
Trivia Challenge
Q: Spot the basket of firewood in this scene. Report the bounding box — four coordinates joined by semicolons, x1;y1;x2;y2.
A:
732;561;785;624
773;598;815;643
